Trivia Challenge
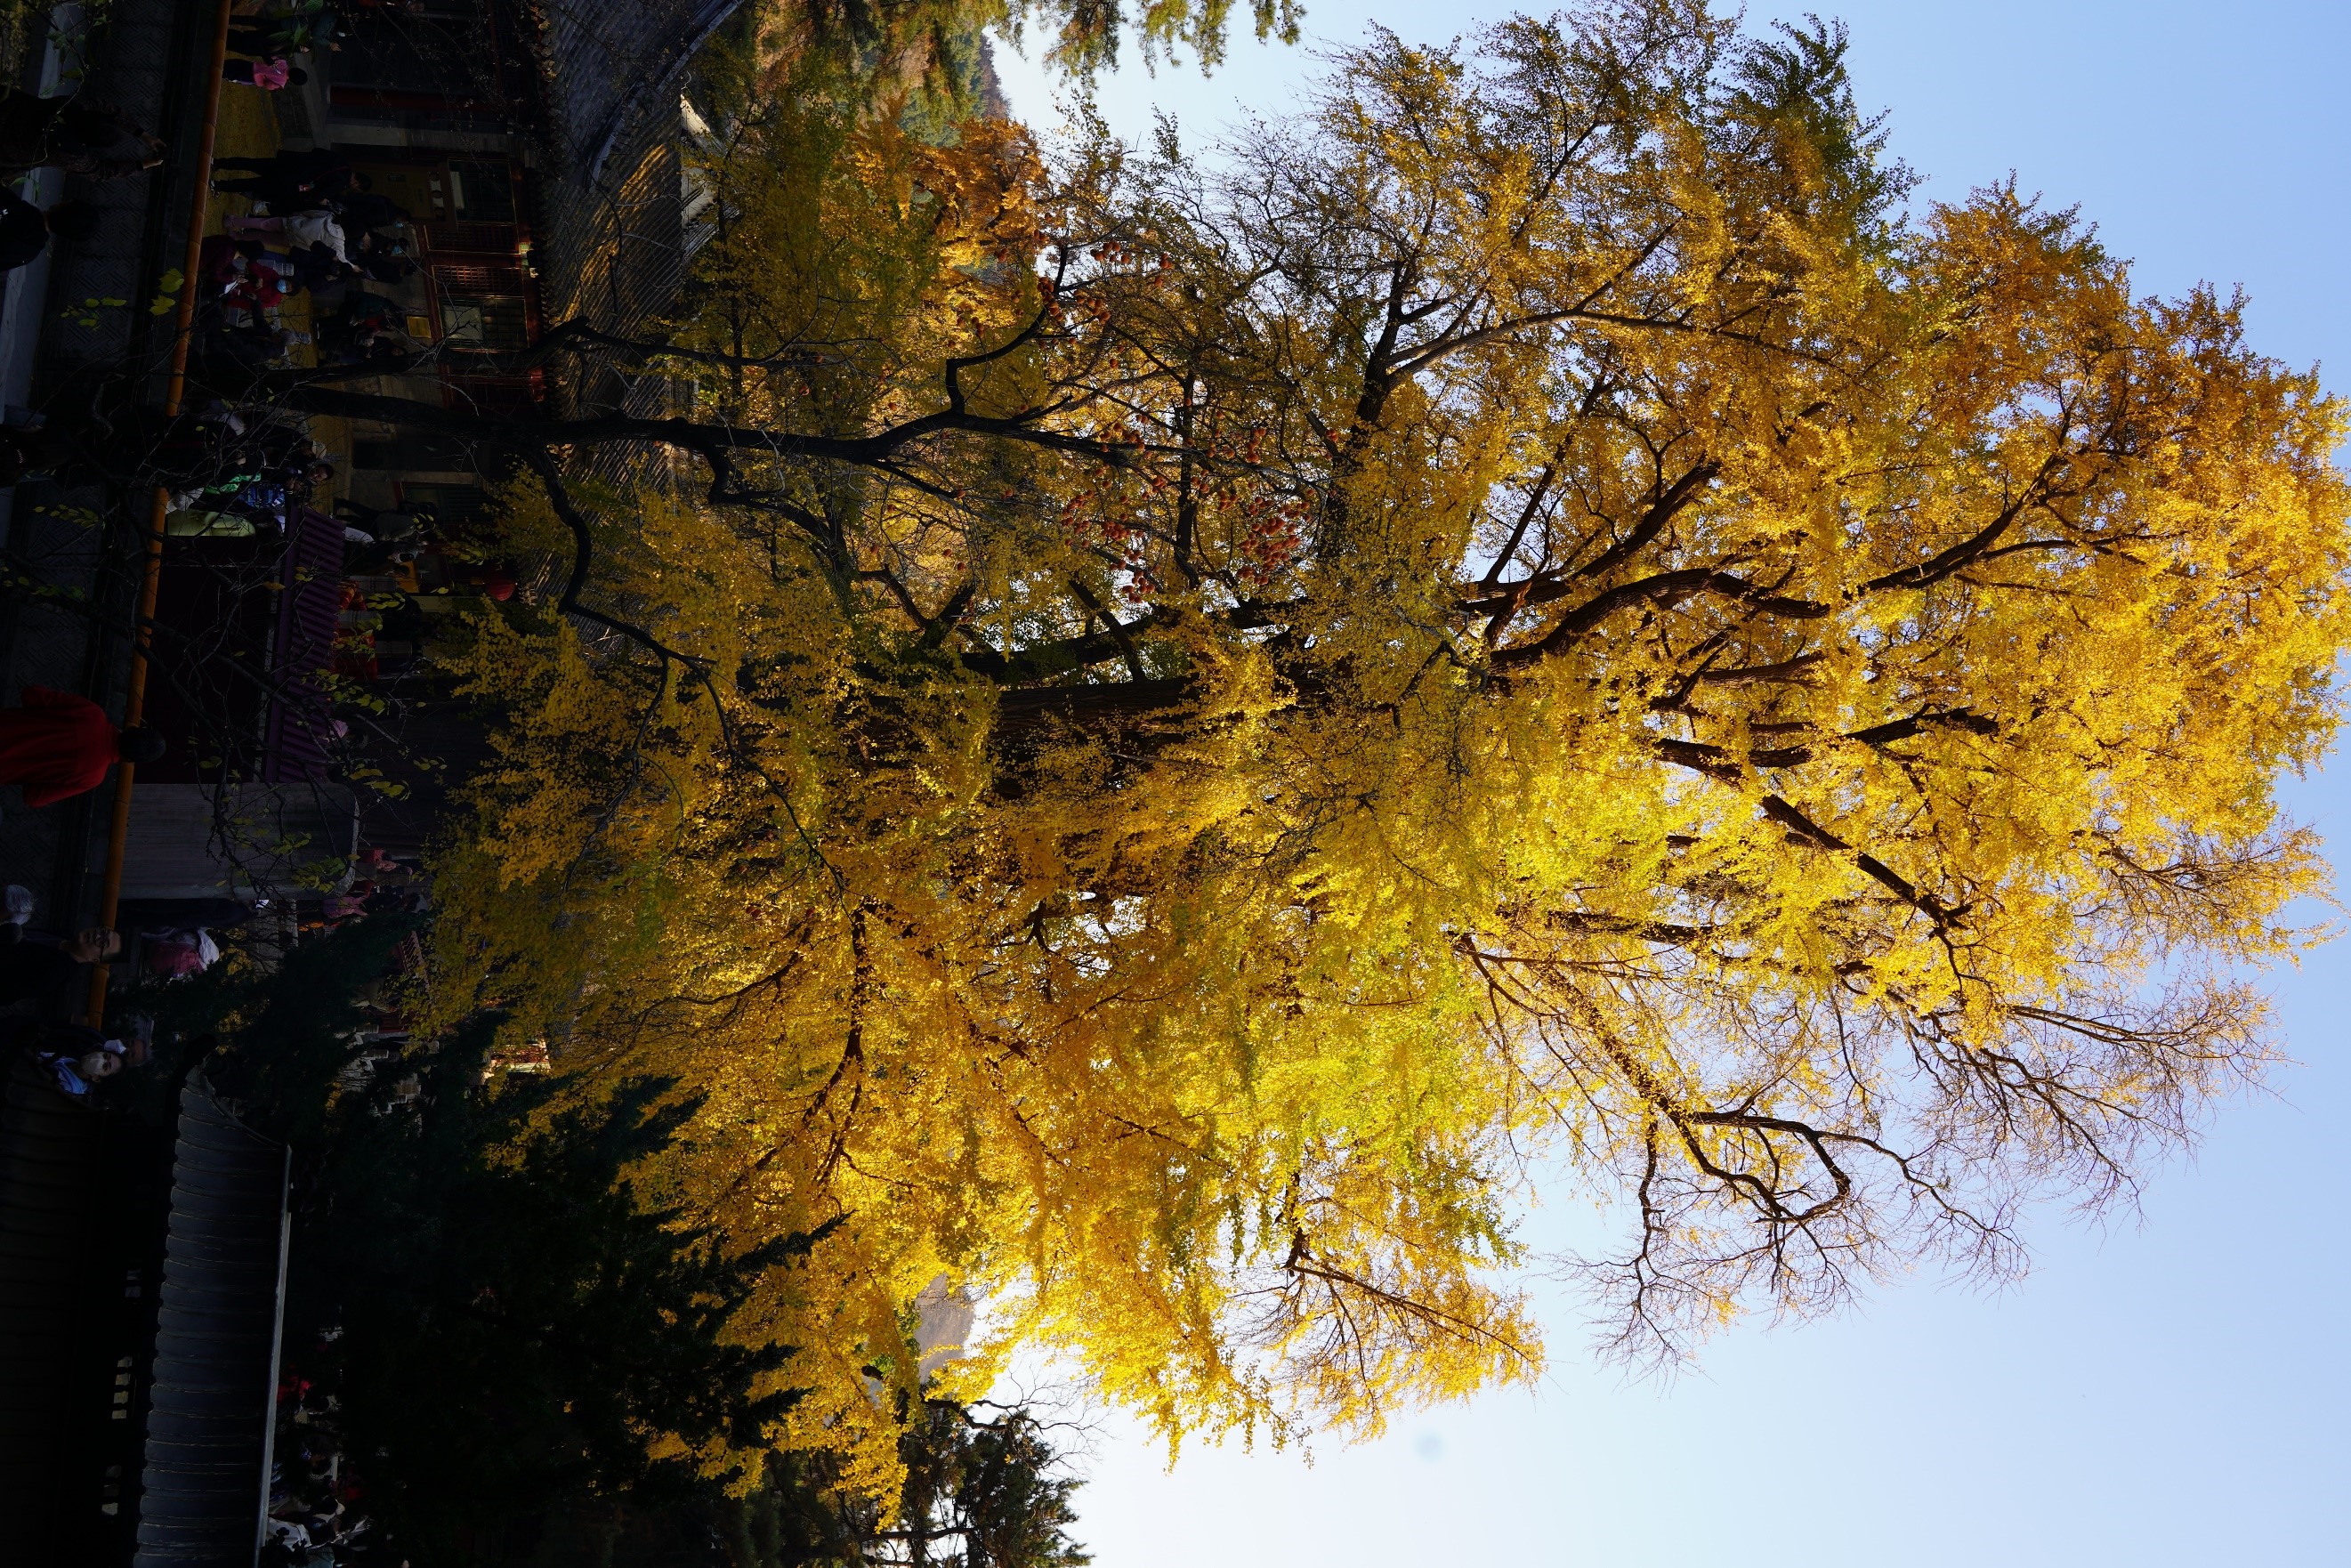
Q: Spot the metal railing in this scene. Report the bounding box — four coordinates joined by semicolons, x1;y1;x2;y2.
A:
85;0;237;1026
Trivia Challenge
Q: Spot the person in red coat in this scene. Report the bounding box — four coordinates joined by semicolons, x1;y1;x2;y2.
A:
0;686;166;806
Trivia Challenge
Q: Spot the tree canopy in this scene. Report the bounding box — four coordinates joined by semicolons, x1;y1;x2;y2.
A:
346;0;2349;1488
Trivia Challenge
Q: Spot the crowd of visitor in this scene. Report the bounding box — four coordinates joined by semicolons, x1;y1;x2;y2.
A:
212;144;423;365
263;1353;385;1568
0;7;531;1562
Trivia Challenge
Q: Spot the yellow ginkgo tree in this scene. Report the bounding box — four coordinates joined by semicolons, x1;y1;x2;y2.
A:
376;1;2347;1485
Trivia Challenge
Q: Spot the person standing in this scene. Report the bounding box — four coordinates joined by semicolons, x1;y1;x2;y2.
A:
0;686;165;807
211;149;352;207
222;59;308;91
0;90;165;179
0;188;97;271
0;925;120;1007
226;0;339;59
12;1014;150;1097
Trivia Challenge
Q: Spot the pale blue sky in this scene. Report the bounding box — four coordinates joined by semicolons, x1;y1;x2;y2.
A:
990;5;2351;1563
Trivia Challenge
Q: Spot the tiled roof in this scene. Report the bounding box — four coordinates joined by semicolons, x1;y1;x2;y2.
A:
531;0;736;333
131;1075;289;1568
538;0;745;180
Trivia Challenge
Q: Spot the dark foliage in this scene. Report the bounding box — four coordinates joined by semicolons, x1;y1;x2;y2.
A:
132;919;833;1564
